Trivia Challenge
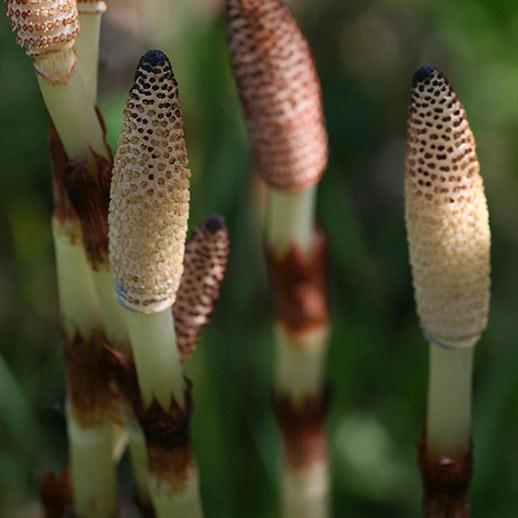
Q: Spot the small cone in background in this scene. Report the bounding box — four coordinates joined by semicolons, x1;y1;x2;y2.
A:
226;0;328;191
405;65;490;347
5;0;79;58
109;50;191;313
173;215;230;362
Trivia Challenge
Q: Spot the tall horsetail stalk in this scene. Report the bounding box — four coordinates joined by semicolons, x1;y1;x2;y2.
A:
109;50;204;517
75;0;107;102
5;1;127;515
226;1;330;516
128;215;230;510
74;0;130;467
405;66;491;516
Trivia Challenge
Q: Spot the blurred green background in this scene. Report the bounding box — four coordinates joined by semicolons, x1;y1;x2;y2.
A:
2;0;518;516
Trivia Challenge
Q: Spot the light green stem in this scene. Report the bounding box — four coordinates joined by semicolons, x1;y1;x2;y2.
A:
123;308;185;409
274;323;329;403
128;427;151;507
76;7;105;102
149;467;204;518
53;219;102;339
67;407;117;518
265;186;316;257
426;343;474;457
282;459;329;518
36;51;109;169
91;267;131;355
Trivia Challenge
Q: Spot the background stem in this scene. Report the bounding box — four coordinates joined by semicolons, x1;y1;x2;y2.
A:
274;324;329;403
282;459;329;518
67;407;117;518
75;2;107;102
265;186;316;257
149;467;203;518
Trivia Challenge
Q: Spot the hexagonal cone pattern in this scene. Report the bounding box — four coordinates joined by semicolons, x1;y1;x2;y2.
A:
109;50;190;313
5;0;79;57
226;0;328;191
173;215;229;362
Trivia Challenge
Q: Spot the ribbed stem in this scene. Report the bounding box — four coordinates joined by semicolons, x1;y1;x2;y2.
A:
90;268;131;355
265;186;316;257
128;426;151;508
426;344;473;458
111;423;129;463
76;3;107;102
419;343;475;517
274;323;329;404
52;218;102;339
123;308;185;410
36;51;110;169
67;406;117;518
264;184;329;518
149;467;203;518
282;459;329;518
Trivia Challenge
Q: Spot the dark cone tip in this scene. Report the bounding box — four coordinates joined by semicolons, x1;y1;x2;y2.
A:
138;50;170;72
203;215;226;233
412;65;436;85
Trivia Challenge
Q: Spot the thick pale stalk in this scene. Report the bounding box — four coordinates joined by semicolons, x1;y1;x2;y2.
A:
282;460;329;518
265;186;316;257
122;308;185;410
149;468;203;518
128;427;151;507
265;185;329;518
426;343;474;458
111;424;129;463
76;2;107;102
52;218;102;339
91;268;131;355
274;324;329;404
67;406;117;518
36;50;109;168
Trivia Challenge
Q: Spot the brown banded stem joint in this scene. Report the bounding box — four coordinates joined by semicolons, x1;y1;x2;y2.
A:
418;437;473;517
273;386;330;470
63;333;119;427
265;229;328;335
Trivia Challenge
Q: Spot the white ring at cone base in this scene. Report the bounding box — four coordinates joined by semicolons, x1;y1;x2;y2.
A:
425;332;479;350
114;281;174;314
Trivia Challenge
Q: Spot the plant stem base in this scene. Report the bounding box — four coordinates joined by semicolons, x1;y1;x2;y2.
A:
418;437;473;518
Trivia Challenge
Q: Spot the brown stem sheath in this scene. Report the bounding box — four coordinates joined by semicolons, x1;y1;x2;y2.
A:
48;121;77;225
105;344;195;489
418;436;473;518
264;229;328;335
40;470;73;518
273;387;329;471
49;110;113;267
63;333;119;427
63;155;111;267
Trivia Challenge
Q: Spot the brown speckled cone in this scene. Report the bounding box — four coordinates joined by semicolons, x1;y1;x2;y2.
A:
5;0;79;57
226;0;328;191
109;50;191;313
173;215;229;362
405;66;490;347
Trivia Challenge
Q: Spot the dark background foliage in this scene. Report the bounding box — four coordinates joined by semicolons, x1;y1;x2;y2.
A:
1;0;518;515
